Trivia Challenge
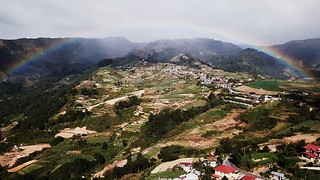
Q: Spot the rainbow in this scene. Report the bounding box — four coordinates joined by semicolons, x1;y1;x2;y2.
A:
106;20;313;79
0;38;72;79
0;22;314;80
254;45;311;78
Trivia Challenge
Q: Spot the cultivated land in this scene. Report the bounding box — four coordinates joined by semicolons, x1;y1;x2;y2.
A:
1;61;320;179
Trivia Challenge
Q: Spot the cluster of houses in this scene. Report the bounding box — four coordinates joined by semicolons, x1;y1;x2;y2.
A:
248;93;280;104
198;73;281;106
198;73;240;89
165;156;278;180
162;144;320;180
162;65;197;78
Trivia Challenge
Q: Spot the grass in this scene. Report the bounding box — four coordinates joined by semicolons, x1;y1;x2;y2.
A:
201;130;219;137
21;163;43;174
145;169;185;180
279;81;320;92
206;109;225;117
247;80;284;91
276;120;320;135
272;122;292;131
243;152;278;167
144;145;161;159
251;152;277;160
202;108;227;123
86;135;110;144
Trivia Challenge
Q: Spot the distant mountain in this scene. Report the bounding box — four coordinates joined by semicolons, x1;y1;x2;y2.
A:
0;37;144;78
2;37;320;81
271;38;320;66
202;48;288;79
130;38;242;62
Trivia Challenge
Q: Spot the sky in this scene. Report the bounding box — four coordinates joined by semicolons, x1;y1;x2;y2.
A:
1;0;320;45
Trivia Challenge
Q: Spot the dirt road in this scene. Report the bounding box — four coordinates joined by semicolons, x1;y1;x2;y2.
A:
151;158;195;174
105;90;145;105
92;159;127;178
7;160;38;172
0;144;50;167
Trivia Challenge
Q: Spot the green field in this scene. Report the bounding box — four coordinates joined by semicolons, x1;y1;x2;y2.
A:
247;80;284;91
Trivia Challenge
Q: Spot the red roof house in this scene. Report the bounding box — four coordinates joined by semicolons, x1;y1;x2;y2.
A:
302;144;320;159
241;175;256;180
213;165;239;179
214;165;236;174
304;144;320;152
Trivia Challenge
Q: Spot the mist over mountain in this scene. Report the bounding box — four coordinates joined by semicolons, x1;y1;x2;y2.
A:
202;48;288;79
271;38;320;67
130;38;242;62
0;37;144;78
0;37;320;81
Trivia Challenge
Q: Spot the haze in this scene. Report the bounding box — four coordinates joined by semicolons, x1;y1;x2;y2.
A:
1;0;319;45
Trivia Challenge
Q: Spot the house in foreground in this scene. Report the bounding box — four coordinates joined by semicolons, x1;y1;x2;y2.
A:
302;144;320;160
270;171;288;180
177;172;199;180
240;175;257;180
212;165;239;179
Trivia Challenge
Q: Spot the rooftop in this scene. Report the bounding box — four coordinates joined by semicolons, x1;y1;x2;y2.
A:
214;165;237;174
304;144;320;152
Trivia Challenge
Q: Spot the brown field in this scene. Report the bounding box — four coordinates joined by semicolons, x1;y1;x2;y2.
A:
211;110;246;131
0;144;50;167
93;159;127;179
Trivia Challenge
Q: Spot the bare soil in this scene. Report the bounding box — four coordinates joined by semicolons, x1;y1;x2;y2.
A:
0;144;50;167
151;158;195;174
211;110;246;131
55;126;97;138
92;159;127;179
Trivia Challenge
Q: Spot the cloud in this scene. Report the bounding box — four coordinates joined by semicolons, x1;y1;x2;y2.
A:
0;0;319;45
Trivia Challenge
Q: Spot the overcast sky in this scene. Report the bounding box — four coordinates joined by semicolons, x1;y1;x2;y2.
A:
1;0;319;45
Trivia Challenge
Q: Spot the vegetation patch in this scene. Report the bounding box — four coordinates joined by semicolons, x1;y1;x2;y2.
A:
247;80;284;91
20;163;43;174
201;130;219;138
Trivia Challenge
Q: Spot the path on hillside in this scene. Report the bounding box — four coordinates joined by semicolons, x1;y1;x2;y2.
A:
7;160;38;172
151;158;195;174
0;144;50;167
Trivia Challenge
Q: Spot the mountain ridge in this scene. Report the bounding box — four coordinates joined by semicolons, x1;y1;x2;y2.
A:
1;37;320;80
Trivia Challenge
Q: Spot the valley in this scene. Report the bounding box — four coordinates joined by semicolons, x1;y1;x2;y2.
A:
1;57;320;179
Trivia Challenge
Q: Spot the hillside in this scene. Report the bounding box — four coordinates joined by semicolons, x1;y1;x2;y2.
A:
1;56;320;179
2;37;319;81
272;38;320;66
202;48;288;80
271;38;320;78
130;38;242;62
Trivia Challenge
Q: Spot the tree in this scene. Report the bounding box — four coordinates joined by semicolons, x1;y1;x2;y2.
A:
122;139;128;147
94;152;105;164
